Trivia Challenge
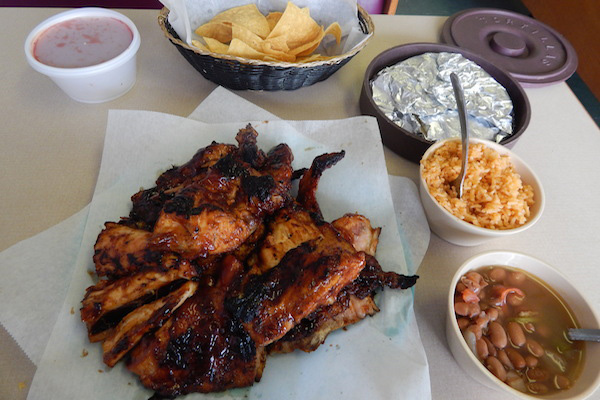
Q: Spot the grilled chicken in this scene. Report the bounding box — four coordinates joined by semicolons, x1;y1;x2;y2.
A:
80;126;418;398
296;151;345;219
150;130;293;259
270;255;418;354
128;142;237;230
81;255;197;342
102;280;198;367
93;222;162;279
230;222;367;347
127;256;266;397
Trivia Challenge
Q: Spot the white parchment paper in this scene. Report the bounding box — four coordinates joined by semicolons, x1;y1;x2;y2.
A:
0;88;430;399
24;102;428;399
160;0;370;55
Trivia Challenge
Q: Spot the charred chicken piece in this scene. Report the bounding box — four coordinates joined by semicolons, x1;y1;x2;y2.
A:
331;213;381;257
247;151;352;274
129;142;237;230
127;256;266;397
230;222;366;347
296;151;345;219
268;215;411;354
93;222;163;279
149;128;293;259
270;255;418;353
102;280;198;367
247;205;322;274
81;255;197;342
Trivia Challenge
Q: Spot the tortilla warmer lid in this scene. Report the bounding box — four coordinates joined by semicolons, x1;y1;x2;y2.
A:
440;8;578;87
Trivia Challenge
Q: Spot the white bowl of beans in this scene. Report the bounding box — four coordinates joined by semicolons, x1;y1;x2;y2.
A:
447;251;600;399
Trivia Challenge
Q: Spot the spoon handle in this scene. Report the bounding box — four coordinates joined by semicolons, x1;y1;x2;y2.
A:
450;72;468;198
568;328;600;342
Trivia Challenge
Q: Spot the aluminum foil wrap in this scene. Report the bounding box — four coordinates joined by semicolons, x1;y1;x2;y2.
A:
371;52;514;142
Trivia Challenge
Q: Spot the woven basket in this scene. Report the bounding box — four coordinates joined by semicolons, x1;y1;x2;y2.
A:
157;6;374;91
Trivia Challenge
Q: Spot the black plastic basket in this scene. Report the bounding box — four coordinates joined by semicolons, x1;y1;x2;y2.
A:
157;6;374;91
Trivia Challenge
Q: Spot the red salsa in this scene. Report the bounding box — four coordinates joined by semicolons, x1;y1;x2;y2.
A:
34;16;133;68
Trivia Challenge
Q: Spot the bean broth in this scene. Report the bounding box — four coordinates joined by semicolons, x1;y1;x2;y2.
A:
454;265;585;396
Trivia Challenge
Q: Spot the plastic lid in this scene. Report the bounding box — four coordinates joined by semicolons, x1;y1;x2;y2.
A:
441;8;578;87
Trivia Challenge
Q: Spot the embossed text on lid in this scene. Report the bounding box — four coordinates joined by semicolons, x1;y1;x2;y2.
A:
441;8;578;87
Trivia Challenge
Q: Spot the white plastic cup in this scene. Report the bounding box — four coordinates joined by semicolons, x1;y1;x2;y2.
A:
24;8;141;103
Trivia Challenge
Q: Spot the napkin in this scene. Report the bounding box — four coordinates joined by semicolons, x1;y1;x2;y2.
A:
0;88;430;399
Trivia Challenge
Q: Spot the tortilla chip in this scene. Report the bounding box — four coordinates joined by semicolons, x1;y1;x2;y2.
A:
266;12;282;31
227;38;279;61
193;2;344;63
297;53;333;63
191;39;210;52
203;37;230;54
195;21;232;43
211;3;270;39
267;2;323;51
324;22;342;45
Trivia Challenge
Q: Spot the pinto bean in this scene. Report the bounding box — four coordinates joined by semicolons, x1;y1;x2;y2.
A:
507;292;525;306
489;267;507;282
526;338;545;358
467;302;481;318
506;322;526;347
526;367;550;382
456;282;467;293
527;382;549;395
496;349;513;369
454;302;470;316
505;347;526;370
525;355;538;368
554;375;571;390
483;336;497;357
486;356;507;382
507;270;526;286
474;312;490;329
457;317;470;330
486;307;499;321
488;321;508;349
476;339;489;360
465;324;482;340
462;271;486;293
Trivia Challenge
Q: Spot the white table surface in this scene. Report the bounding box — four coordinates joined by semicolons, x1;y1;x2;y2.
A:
1;7;599;400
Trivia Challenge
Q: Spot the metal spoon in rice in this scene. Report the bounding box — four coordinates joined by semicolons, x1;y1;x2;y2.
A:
450;72;469;198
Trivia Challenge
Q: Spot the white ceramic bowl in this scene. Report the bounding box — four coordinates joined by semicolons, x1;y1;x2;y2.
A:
24;8;141;103
419;138;545;246
447;251;600;399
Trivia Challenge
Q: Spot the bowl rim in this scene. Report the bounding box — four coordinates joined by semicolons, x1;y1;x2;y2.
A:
360;41;531;152
419;137;545;236
24;7;141;76
448;250;600;400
